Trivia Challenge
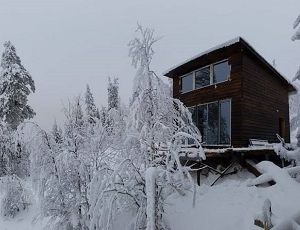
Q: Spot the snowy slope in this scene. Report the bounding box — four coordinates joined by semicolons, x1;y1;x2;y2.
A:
165;168;300;230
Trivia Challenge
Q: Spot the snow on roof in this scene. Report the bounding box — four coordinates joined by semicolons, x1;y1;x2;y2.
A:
162;36;241;76
163;36;297;91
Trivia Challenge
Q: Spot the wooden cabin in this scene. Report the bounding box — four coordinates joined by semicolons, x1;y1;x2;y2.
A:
164;37;296;149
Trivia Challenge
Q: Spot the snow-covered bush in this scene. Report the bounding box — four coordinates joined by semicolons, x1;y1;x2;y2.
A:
28;90;124;229
0;175;32;218
274;143;300;166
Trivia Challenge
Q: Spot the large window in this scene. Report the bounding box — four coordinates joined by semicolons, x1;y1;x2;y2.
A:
190;99;231;146
180;60;230;93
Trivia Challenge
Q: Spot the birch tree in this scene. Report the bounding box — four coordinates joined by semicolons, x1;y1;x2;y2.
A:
88;24;204;230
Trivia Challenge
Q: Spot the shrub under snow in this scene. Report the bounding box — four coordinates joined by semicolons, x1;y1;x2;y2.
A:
0;175;32;218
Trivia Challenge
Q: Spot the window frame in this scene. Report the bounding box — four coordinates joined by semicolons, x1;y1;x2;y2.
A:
180;72;194;93
189;98;232;147
219;99;231;145
194;64;211;90
212;60;231;85
180;59;230;94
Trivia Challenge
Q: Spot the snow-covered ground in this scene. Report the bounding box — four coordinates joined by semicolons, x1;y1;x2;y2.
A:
165;167;300;230
1;165;299;230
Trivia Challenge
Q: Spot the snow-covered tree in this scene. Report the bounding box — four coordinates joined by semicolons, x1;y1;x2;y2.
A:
63;97;92;229
0;41;35;130
0;43;35;217
28;122;71;228
289;90;300;134
291;15;300;82
85;84;99;124
99;106;107;126
127;24;204;166
126;24;204;230
89;24;204;230
108;77;120;110
104;77;126;143
30;98;89;229
51;120;63;145
11;130;31;178
288;15;300;149
0;122;30;178
0;122;13;176
292;15;300;42
0;123;34;218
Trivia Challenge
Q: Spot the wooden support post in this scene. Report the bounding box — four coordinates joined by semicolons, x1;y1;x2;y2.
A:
281;158;285;168
211;161;235;186
197;169;201;186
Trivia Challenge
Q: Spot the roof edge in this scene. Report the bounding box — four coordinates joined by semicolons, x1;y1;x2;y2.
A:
163;36;242;77
163;36;296;92
239;37;296;92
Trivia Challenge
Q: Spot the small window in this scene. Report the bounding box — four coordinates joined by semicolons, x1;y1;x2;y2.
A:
195;66;210;89
213;61;230;83
181;73;193;93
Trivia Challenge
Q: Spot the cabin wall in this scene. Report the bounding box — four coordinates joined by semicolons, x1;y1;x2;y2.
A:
172;47;245;147
171;44;292;147
241;51;291;144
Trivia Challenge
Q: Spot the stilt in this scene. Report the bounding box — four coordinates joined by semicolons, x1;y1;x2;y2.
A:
197;169;201;186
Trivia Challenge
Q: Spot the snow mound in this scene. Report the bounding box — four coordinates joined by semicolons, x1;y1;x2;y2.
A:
165;166;300;230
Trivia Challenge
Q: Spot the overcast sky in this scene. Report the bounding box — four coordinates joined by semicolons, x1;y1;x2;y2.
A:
0;0;300;130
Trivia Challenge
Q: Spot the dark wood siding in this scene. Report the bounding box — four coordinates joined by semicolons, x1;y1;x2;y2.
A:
170;40;292;148
241;51;291;145
173;48;244;147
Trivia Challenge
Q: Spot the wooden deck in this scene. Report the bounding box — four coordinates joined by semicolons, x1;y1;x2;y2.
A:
180;146;283;186
180;146;277;161
204;146;276;159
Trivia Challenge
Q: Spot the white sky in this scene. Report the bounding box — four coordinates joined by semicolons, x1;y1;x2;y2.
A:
0;0;300;130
